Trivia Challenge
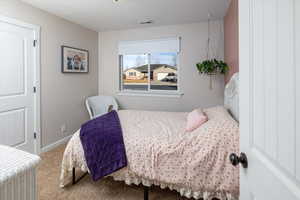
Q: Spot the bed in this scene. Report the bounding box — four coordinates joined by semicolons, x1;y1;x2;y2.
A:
60;73;239;200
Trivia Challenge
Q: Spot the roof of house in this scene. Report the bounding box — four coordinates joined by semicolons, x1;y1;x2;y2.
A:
125;64;176;73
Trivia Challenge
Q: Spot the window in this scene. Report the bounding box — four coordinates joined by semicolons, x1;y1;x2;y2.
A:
122;54;148;91
150;52;178;91
119;38;180;95
129;72;136;76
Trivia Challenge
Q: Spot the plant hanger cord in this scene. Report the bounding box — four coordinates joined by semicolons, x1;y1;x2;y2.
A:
206;16;210;60
206;14;213;90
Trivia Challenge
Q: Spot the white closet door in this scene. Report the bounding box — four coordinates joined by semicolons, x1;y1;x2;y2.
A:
0;18;36;153
239;0;300;199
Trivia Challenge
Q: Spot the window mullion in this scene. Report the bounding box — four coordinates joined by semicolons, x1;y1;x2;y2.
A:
176;52;179;92
147;53;151;92
120;55;123;91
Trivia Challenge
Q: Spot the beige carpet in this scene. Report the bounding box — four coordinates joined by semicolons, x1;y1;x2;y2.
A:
37;144;188;200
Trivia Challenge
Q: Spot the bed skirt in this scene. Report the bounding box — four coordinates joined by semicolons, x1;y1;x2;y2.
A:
111;172;236;200
62;166;236;200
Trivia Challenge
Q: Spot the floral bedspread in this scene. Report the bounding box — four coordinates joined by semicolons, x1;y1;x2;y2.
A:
60;107;239;200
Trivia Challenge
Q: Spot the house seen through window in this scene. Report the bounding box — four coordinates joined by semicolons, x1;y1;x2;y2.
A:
119;38;180;93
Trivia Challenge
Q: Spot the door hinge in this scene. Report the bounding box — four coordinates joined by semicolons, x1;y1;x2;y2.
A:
33;40;37;47
33;86;36;93
34;132;37;139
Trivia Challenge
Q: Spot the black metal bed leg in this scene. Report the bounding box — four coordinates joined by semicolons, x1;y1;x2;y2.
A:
144;186;149;200
72;167;88;185
72;167;76;185
73;167;148;200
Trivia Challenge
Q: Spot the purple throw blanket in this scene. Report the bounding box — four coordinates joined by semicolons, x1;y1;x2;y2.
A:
80;110;127;181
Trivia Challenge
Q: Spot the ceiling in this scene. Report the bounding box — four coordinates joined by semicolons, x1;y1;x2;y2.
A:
20;0;230;32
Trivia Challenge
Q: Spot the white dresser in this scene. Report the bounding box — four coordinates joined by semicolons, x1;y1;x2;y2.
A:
0;146;40;200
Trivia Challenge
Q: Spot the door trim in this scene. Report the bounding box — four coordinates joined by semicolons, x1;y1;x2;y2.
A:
0;15;41;154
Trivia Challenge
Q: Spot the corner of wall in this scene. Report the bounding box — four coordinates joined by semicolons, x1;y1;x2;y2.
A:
224;0;239;83
98;32;103;95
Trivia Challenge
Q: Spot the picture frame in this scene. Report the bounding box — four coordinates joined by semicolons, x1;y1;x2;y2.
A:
61;46;89;73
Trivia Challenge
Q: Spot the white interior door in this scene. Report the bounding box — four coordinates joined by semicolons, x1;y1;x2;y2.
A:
239;0;300;199
0;17;39;154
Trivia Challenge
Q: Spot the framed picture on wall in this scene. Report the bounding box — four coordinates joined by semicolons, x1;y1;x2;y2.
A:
61;46;89;73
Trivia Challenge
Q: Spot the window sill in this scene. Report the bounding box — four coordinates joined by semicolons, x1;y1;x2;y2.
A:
117;91;184;98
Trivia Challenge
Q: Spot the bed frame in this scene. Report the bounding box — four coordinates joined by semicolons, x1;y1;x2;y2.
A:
72;167;150;200
71;73;239;200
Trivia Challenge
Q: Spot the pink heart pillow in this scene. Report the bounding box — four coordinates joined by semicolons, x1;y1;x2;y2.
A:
185;109;208;132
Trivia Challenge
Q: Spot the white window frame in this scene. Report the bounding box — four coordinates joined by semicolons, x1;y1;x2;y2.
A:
118;52;183;98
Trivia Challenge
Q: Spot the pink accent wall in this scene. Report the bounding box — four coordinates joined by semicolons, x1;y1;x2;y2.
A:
224;0;239;83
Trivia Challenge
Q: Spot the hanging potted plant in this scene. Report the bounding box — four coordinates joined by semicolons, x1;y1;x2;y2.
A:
196;59;229;75
196;15;229;89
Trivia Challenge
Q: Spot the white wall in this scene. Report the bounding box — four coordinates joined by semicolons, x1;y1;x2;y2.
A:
0;0;98;148
99;21;225;112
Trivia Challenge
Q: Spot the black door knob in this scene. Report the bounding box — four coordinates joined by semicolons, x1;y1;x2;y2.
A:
229;152;248;168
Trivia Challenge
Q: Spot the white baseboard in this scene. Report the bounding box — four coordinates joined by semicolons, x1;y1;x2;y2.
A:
41;135;72;153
